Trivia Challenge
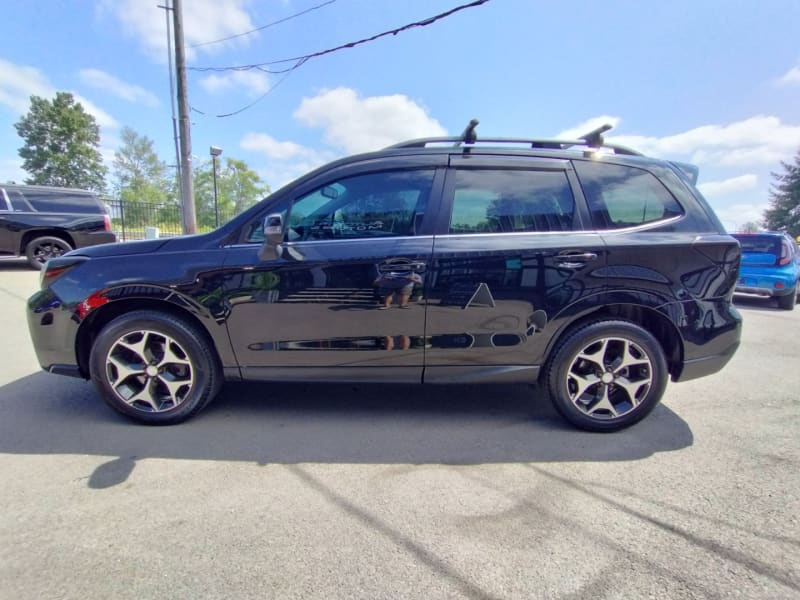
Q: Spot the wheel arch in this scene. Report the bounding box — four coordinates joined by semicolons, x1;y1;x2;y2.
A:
20;229;75;255
540;303;684;383
76;297;228;379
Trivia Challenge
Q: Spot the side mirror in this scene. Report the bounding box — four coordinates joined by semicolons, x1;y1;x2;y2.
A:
258;213;283;261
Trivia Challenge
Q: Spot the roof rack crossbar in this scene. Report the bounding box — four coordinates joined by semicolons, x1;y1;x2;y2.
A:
386;122;641;155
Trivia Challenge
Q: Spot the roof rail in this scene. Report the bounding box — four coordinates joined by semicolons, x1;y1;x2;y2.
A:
387;120;642;156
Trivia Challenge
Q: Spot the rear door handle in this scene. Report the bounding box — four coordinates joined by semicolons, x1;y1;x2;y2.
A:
555;252;598;269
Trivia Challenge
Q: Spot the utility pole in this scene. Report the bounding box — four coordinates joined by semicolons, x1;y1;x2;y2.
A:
172;0;197;234
158;1;183;212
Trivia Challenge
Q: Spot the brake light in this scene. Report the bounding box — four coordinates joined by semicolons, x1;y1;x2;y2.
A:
778;240;791;266
40;257;87;288
104;214;111;232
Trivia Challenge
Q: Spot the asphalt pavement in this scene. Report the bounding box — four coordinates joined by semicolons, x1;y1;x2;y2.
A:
1;257;798;599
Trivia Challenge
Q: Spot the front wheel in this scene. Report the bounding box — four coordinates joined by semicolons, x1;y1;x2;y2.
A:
89;310;222;425
25;236;72;269
546;320;668;432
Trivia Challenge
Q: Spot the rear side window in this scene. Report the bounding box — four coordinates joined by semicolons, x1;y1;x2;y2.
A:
448;169;574;234
574;161;683;229
25;190;103;214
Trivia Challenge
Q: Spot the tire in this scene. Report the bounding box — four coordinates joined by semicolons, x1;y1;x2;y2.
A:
89;310;222;425
25;236;73;269
546;320;668;432
777;287;796;311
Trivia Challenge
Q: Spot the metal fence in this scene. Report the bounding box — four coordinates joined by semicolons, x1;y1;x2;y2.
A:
107;199;241;242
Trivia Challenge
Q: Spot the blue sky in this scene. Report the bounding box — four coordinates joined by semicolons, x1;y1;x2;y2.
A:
2;0;799;231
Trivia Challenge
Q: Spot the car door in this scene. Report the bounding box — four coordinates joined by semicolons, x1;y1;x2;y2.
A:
221;157;446;382
422;155;607;382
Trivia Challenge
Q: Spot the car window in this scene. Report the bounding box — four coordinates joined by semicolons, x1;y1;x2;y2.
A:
6;190;34;212
732;234;781;256
286;169;435;241
574;161;683;229
448;169;575;234
24;190;102;214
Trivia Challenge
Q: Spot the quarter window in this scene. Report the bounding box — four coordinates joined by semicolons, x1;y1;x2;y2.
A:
574;161;683;229
448;169;575;234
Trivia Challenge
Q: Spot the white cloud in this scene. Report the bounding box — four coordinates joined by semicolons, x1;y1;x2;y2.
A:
0;59;118;128
200;70;269;96
711;202;769;233
0;59;51;113
607;116;800;168
241;133;311;160
79;69;159;107
777;64;800;86
697;174;758;199
240;132;334;189
555;116;621;140
99;0;257;62
293;87;447;154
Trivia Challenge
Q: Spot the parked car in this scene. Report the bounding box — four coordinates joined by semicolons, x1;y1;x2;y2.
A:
26;122;742;432
731;232;800;310
0;184;116;269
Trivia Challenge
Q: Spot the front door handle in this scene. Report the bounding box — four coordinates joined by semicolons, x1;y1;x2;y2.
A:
555;252;598;269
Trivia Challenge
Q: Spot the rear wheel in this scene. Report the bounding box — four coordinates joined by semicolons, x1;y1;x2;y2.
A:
89;310;222;425
25;236;72;269
546;320;668;432
777;287;796;310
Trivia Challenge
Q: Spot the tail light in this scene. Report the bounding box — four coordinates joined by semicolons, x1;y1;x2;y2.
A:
103;214;111;232
40;256;87;288
778;239;792;266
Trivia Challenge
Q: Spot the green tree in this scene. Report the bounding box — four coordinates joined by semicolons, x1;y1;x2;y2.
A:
14;92;107;191
194;157;269;229
763;149;800;238
112;127;177;228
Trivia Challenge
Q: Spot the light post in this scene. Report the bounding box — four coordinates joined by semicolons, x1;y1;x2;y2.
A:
210;145;222;227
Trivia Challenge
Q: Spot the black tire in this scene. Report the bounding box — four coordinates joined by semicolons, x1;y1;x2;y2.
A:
546;320;668;432
25;236;73;269
89;310;222;425
777;288;796;311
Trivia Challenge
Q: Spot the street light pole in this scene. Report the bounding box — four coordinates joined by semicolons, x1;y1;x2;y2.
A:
210;146;222;228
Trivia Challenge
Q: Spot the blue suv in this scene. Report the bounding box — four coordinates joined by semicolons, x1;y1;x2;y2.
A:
732;232;800;310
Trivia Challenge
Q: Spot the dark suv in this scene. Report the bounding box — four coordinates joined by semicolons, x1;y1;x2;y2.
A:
1;184;116;269
26;123;742;431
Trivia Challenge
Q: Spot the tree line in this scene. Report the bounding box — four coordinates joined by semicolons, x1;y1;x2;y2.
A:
13;92;269;231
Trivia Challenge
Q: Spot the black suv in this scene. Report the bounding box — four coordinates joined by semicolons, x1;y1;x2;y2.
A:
1;184;116;268
26;123;742;431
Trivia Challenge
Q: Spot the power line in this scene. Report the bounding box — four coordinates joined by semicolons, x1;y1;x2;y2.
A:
189;0;491;73
189;0;492;118
188;0;338;49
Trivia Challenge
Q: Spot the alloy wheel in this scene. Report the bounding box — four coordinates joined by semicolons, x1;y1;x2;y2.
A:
105;329;194;413
565;336;653;420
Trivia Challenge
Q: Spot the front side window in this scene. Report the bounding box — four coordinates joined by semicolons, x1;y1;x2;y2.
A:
286;169;434;241
574;161;683;229
448;169;575;234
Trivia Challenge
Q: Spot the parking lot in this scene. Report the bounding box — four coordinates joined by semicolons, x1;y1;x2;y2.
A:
1;256;798;599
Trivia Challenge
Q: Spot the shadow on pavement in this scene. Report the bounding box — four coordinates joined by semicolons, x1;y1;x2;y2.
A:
0;372;693;473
